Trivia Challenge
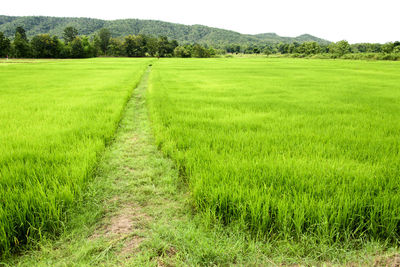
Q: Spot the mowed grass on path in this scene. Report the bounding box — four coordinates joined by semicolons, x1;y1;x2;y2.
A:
148;58;400;244
0;58;151;255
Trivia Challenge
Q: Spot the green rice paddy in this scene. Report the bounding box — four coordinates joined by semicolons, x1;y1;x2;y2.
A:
1;57;400;258
148;58;400;243
0;58;151;255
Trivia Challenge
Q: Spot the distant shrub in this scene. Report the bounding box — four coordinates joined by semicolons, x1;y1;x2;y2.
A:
289;53;304;58
310;53;333;59
279;52;400;61
340;53;400;61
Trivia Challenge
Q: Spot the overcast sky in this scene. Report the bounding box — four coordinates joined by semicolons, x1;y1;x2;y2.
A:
2;0;399;43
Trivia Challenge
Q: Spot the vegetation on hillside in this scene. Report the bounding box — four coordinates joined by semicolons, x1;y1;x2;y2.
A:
0;15;330;47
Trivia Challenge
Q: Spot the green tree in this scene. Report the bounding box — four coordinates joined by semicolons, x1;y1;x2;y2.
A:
13;27;31;58
174;45;191;57
146;36;159;57
157;36;177;57
225;44;234;53
192;44;211;58
393;41;400;53
366;43;381;53
329;40;351;56
327;43;337;54
253;46;261;54
382;42;394;54
15;26;28;41
208;47;216;56
52;36;65;57
263;45;273;55
336;40;351;56
0;32;11;57
226;44;241;54
234;45;241;53
244;45;254;54
351;43;367;53
123;35;136;57
81;36;96;58
277;42;289;54
63;26;78;44
97;28;111;55
70;37;84;58
107;38;124;56
123;35;147;57
298;41;321;55
31;34;61;58
288;42;300;53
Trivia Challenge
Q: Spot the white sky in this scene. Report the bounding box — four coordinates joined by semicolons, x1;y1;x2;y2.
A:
2;0;399;43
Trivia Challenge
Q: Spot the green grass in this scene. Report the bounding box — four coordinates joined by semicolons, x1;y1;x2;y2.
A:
148;58;400;244
0;58;151;256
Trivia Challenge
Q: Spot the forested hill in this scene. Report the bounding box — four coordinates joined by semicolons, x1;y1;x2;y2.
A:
0;15;330;46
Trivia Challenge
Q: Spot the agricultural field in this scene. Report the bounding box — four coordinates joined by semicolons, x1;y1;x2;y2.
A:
0;58;151;255
2;57;400;265
148;58;400;244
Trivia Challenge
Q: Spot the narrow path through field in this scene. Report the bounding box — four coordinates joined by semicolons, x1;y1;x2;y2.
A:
88;65;160;260
84;64;186;265
7;64;187;266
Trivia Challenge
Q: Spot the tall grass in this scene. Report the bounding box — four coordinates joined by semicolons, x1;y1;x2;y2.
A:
148;58;400;244
0;58;151;256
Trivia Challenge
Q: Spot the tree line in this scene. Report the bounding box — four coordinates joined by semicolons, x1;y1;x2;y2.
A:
1;26;399;60
0;26;218;58
225;40;400;59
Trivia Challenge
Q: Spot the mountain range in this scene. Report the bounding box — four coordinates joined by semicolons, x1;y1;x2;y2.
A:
0;15;331;47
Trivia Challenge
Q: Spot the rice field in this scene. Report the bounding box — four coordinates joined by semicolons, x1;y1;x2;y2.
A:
0;58;151;255
148;58;400;243
2;57;400;259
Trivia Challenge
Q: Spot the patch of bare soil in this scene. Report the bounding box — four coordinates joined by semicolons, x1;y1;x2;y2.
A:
90;204;151;243
120;236;145;257
108;211;134;236
374;254;400;267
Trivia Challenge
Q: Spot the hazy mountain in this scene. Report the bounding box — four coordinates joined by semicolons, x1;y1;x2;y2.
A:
0;15;331;46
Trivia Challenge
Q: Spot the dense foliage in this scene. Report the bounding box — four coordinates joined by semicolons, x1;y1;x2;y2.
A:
148;58;400;245
1;23;399;60
0;32;10;57
0;15;330;47
0;26;218;58
226;40;400;60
